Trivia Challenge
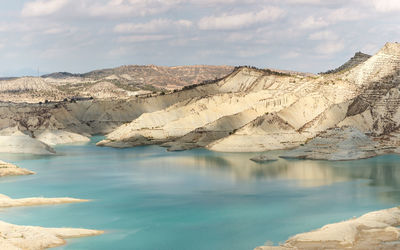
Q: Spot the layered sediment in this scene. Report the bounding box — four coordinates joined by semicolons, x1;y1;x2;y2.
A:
3;43;400;157
98;42;400;160
279;127;379;161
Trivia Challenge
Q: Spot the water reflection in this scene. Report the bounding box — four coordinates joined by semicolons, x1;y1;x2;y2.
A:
165;150;400;189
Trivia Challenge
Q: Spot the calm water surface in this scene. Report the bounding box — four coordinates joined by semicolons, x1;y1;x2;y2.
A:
0;137;400;250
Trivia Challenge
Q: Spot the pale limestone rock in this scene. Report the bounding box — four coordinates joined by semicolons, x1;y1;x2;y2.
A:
35;129;90;146
162;108;267;151
255;207;400;250
97;42;400;155
0;134;55;155
0;194;88;208
280;127;378;161
0;161;35;177
98;89;298;148
0;220;103;250
207;113;308;152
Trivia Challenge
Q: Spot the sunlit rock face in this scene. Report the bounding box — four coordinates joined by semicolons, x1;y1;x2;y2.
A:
99;43;400;156
279;127;379;161
3;43;400;157
256;207;400;250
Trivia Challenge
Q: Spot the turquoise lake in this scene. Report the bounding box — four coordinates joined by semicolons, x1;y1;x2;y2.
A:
1;137;400;250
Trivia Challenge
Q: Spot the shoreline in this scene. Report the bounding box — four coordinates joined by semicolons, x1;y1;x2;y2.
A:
256;207;400;250
0;160;104;249
0;160;35;177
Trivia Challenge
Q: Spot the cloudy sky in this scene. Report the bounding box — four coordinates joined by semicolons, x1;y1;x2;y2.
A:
1;0;400;76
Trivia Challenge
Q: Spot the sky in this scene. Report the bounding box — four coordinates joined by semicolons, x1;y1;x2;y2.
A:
1;0;400;76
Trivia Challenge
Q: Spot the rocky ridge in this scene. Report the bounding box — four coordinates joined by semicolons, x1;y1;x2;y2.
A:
97;42;400;160
2;43;400;159
0;65;233;103
320;52;371;74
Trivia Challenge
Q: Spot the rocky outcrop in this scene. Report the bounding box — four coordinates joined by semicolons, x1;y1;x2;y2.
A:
0;220;103;250
162;108;266;151
320;52;371;74
255;207;400;250
3;43;400;157
279;127;379;161
0;161;35;177
98;42;400;157
0;134;56;155
0;194;88;208
98;67;327;149
35;129;90;145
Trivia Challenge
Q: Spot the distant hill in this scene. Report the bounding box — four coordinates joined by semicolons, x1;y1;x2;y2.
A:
42;72;79;79
0;65;234;103
42;65;235;90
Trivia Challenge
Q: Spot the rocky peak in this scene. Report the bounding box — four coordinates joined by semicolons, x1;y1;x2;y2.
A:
378;42;400;56
320;52;371;74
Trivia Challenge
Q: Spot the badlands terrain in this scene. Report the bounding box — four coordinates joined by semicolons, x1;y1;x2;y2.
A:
1;43;400;160
2;42;400;249
98;42;400;161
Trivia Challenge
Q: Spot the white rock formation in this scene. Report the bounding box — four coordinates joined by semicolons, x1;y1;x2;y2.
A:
35;129;90;145
279;127;379;161
0;134;56;155
256;207;400;250
0;220;103;250
0;161;35;177
98;42;400;157
0;193;88;208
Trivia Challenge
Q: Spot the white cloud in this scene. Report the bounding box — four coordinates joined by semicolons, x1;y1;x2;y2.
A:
117;34;172;43
371;0;400;12
315;41;345;54
300;7;366;30
21;0;69;17
281;51;300;59
299;16;329;29
225;32;254;42
198;7;285;30
88;0;181;18
327;8;367;22
309;30;338;40
114;19;192;33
